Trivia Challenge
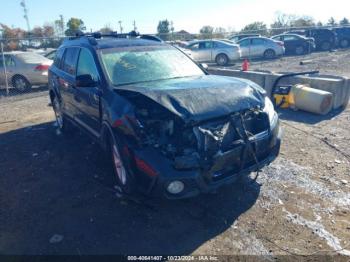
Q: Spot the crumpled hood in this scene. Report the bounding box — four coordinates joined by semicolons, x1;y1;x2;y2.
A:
115;75;266;124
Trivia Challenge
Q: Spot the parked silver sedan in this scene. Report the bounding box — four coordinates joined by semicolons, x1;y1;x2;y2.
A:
0;51;53;91
237;37;285;59
184;40;241;66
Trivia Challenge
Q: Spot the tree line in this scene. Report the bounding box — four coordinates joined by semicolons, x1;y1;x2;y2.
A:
1;13;349;50
157;14;350;40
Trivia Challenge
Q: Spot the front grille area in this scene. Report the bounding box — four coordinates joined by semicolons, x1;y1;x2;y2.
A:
193;110;271;182
194;110;270;154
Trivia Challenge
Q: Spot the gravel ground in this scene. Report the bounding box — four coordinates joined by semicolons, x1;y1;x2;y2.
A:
0;52;350;257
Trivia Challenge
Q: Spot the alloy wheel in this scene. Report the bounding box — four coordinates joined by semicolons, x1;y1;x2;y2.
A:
112;144;127;185
53;98;63;129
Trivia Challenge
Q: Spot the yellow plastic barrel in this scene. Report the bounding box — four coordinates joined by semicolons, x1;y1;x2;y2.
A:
290;84;333;115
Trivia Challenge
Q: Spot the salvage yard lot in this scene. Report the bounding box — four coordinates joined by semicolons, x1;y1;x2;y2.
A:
1;52;350;256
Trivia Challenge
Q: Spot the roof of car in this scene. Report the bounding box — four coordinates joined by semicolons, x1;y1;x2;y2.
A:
188;39;230;44
3;51;26;55
273;33;302;38
237;36;270;41
62;35;165;50
96;38;164;49
232;34;260;36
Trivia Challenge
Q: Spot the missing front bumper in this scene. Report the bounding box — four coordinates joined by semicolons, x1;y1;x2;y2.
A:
151;121;282;200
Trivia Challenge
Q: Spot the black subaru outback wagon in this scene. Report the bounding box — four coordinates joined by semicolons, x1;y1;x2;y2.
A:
48;32;281;199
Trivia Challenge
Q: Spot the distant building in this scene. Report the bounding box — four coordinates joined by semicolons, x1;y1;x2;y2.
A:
174;30;192;40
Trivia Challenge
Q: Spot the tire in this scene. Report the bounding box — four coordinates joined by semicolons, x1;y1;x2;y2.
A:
52;96;73;134
12;75;31;92
263;49;276;59
109;132;135;195
339;39;349;48
295;46;305;55
215;54;229;66
320;41;331;51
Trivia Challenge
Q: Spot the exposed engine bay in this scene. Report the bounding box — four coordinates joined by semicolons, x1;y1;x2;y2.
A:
123;91;271;172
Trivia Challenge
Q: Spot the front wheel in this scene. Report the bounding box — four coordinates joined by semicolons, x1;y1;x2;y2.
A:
109;133;135;195
215;54;229;66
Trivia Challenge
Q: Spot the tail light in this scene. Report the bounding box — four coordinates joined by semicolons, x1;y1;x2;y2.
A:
35;64;50;71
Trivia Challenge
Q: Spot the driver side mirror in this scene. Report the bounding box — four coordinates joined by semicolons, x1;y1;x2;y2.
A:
76;74;96;87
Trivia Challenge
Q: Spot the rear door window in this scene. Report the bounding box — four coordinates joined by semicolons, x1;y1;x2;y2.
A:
213;41;227;48
284;35;298;41
239;39;250;47
61;47;80;75
252;38;265;45
0;55;15;67
199;41;212;49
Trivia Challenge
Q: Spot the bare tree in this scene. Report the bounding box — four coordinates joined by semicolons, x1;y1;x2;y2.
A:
241;22;267;35
339;17;349;25
100;24;113;34
328;17;337;26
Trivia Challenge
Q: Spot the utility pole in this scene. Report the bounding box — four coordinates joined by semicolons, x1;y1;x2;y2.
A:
1;42;9;95
59;15;64;36
133;20;137;31
118;21;123;34
20;0;31;32
170;21;174;41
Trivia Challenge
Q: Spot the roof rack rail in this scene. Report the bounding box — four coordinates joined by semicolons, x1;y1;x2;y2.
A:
65;30;163;44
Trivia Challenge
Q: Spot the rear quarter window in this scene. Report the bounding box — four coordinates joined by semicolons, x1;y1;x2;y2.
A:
53;48;65;68
252;38;265;45
214;42;228;48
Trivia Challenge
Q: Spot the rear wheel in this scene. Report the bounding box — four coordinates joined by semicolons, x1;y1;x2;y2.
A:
340;39;349;48
12;75;31;92
295;46;305;55
52;96;73;134
215;54;229;66
264;49;276;59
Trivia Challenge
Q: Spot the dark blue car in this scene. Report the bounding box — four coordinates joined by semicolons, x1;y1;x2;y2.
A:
287;29;336;51
272;34;316;55
48;32;281;199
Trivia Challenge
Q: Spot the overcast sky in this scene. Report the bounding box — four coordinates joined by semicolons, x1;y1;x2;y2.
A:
1;0;349;33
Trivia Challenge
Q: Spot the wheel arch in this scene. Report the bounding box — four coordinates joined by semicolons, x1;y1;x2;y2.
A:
11;74;29;86
100;121;114;151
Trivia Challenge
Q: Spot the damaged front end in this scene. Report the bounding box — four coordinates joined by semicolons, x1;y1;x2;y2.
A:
114;76;281;199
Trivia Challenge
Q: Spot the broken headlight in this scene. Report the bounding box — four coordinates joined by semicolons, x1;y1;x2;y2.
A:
263;97;278;127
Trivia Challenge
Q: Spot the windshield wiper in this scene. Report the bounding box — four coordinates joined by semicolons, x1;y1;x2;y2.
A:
113;75;200;87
